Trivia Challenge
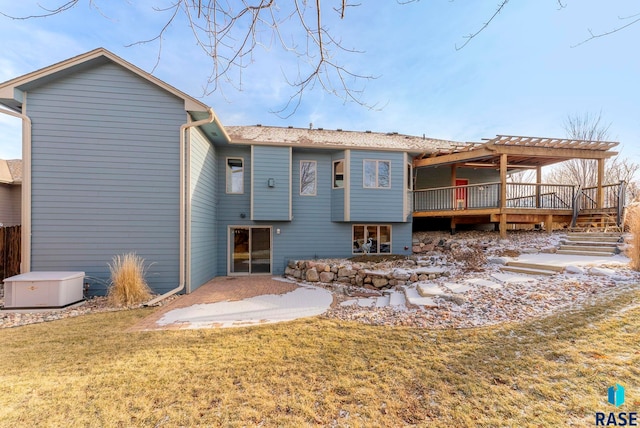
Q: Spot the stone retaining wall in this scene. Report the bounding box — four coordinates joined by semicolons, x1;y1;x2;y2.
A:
284;260;447;290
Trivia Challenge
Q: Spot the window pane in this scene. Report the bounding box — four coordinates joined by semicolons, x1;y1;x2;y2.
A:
379;226;391;253
407;163;412;190
227;158;243;193
333;160;344;188
364;160;376;188
353;226;365;253
378;161;390;188
300;161;317;195
367;225;378;253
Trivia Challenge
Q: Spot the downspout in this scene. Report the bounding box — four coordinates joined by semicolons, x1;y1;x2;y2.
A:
0;103;32;273
145;108;216;306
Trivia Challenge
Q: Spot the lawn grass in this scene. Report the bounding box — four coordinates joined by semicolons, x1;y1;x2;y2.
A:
0;288;639;427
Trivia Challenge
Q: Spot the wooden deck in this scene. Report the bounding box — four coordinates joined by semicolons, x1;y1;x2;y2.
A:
413;182;626;236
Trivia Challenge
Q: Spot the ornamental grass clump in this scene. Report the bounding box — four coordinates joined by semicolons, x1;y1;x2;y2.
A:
107;252;152;306
625;205;640;271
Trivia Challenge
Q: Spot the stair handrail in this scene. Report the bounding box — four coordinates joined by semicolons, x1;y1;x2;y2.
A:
571;185;582;228
617;180;627;227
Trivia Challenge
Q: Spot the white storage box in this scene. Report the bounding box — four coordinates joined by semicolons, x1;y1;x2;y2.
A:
2;271;85;309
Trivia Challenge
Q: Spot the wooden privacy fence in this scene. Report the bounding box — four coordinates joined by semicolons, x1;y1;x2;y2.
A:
1;225;21;280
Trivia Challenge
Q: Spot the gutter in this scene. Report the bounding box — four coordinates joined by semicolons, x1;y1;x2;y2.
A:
144;108;216;306
0;104;32;273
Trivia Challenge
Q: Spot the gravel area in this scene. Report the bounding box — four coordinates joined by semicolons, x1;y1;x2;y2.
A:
321;230;640;328
1;230;638;330
0;295;178;329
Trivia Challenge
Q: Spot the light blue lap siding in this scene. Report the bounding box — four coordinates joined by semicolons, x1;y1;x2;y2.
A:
215;148;413;276
216;146;252;276
27;62;184;295
331;151;345;222
251;145;291;221
415;166;500;189
189;127;217;291
349;151;406;222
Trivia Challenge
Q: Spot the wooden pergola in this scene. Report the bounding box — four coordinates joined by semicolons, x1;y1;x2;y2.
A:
413;135;620;237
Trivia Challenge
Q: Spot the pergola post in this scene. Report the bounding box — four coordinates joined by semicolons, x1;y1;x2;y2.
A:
499;153;508;239
451;163;457;220
597;158;605;209
536;166;542;208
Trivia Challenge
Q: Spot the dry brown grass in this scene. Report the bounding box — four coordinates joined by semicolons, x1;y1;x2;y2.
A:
626;206;640;271
0;288;638;427
107;252;152;306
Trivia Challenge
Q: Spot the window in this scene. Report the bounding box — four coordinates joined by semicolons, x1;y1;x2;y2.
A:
406;162;413;190
333;160;344;189
352;225;391;254
363;160;390;188
300;160;317;196
226;158;244;194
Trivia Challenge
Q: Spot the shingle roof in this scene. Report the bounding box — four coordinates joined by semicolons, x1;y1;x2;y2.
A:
0;159;21;184
6;159;22;183
225;125;466;153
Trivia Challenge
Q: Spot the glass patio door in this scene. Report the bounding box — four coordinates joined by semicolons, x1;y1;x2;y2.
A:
229;227;271;274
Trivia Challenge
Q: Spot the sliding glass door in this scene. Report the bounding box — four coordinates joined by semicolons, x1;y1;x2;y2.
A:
229;227;272;274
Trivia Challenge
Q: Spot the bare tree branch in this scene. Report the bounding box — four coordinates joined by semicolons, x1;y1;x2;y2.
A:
456;0;510;51
572;11;640;48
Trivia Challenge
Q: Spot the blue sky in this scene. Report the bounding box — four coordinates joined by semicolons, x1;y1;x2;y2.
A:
0;0;638;165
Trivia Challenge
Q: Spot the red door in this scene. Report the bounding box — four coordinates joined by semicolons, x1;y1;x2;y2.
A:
455;179;468;209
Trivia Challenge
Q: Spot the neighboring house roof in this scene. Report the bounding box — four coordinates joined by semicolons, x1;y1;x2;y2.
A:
6;159;22;184
0;159;21;184
226;125;466;153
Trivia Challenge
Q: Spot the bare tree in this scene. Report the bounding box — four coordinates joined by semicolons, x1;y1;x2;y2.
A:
1;0;377;117
545;112;639;190
3;1;638;112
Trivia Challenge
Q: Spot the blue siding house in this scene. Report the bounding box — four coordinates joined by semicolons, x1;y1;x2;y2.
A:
0;48;461;296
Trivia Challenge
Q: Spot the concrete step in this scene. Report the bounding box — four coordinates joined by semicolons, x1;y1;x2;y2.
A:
388;290;406;307
556;249;615;257
563;236;621;243
376;294;390;308
402;286;438;307
559;245;616;253
505;261;564;272
560;240;619;248
500;266;556;276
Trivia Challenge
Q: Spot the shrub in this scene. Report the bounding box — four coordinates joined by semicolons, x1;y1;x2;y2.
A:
107;252;152;306
625;205;640;271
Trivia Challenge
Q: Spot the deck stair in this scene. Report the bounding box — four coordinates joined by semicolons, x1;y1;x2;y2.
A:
557;231;622;256
571;210;621;232
500;261;563;276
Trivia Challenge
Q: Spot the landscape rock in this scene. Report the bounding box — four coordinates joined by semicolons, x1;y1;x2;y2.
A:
305;268;319;282
372;277;389;288
319;271;335;283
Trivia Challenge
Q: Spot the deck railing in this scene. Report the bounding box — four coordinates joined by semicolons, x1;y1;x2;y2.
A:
414;182;576;212
505;183;575;209
579;182;626;211
413;182;501;211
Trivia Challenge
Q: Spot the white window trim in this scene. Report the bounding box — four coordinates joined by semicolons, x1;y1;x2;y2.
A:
363;159;391;189
352;224;392;255
226;157;244;194
406;162;413;191
299;160;317;196
332;159;345;189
